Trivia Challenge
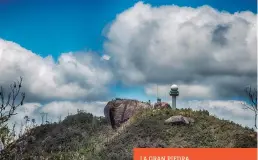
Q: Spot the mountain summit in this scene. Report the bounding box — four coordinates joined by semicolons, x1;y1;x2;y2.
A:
0;101;256;160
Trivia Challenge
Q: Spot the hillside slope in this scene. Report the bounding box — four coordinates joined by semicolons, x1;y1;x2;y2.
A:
0;108;257;160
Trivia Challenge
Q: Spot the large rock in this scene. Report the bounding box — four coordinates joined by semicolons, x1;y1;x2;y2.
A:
104;98;152;129
154;102;171;109
164;115;195;125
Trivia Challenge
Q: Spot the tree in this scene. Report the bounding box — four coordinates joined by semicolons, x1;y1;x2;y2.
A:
0;77;25;127
243;85;257;129
0;77;25;146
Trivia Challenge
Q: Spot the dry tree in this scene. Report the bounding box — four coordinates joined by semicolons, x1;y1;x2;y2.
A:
243;85;257;129
0;76;25;127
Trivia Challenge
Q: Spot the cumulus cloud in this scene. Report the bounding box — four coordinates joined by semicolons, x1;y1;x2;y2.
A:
104;2;256;99
0;39;114;103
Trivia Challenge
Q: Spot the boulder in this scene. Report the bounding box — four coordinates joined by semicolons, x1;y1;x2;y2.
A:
164;115;195;125
104;98;152;129
154;102;171;109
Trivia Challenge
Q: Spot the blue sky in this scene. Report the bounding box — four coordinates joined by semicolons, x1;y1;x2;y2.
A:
0;0;257;128
0;0;256;59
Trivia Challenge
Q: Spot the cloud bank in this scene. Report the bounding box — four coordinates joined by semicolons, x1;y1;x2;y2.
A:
104;2;256;99
0;39;114;103
178;100;254;128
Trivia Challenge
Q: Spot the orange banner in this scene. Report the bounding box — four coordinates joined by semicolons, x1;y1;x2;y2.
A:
134;148;257;160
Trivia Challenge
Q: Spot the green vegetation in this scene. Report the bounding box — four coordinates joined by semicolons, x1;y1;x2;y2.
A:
0;108;257;160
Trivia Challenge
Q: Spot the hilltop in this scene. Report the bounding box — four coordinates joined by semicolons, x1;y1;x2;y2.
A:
0;108;257;160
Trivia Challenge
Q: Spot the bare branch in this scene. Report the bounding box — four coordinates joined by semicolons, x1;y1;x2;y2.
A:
0;77;25;125
243;104;255;112
243;85;257;129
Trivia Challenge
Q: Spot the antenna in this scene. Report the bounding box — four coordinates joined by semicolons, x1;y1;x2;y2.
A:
156;84;159;99
58;115;62;123
40;112;45;125
45;113;48;123
156;84;157;98
156;84;161;103
156;84;158;102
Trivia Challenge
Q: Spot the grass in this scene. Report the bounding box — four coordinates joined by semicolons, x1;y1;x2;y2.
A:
0;108;257;160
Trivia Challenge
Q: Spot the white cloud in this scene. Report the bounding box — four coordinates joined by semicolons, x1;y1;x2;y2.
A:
104;1;256;99
0;39;113;102
42;101;106;118
177;100;254;128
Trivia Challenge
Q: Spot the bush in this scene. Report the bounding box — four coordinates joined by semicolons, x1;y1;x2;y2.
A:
233;133;257;148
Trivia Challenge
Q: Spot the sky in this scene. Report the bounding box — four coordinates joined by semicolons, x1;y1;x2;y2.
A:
0;0;257;131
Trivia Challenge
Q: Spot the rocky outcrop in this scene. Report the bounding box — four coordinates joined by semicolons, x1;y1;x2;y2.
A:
104;98;152;129
154;102;171;109
164;115;195;125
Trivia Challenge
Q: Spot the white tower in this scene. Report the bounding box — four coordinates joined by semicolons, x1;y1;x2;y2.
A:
169;84;179;109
